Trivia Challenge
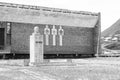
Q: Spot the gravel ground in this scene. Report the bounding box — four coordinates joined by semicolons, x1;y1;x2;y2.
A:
0;57;120;80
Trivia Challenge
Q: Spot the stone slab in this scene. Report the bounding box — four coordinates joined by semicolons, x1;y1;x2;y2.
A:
49;59;68;63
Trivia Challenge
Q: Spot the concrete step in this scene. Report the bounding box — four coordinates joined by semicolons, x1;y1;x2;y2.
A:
36;62;76;66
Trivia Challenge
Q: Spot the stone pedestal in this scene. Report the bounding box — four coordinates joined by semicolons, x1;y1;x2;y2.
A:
29;26;44;66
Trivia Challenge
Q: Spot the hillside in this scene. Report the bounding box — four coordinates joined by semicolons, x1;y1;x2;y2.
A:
102;19;120;37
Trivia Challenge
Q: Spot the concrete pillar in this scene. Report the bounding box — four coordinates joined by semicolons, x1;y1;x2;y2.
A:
29;26;44;66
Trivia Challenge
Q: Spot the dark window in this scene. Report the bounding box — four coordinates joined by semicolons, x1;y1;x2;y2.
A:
0;28;5;49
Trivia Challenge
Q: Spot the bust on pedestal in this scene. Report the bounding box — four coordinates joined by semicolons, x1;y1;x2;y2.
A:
29;26;44;66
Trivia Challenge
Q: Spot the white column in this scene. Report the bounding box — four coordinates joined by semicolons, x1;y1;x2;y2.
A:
58;26;64;46
53;35;56;46
45;35;49;45
44;25;50;45
52;25;57;46
59;36;63;46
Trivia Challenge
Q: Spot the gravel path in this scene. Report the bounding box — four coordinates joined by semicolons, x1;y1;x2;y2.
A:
0;57;120;80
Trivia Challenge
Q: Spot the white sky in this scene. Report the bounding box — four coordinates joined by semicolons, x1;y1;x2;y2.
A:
0;0;120;32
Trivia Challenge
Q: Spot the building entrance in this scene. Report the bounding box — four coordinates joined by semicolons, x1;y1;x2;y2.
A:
0;28;5;49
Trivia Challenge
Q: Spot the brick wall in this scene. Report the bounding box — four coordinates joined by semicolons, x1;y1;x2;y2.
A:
11;22;94;54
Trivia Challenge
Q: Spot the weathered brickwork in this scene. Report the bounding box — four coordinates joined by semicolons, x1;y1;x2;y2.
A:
11;22;94;54
0;2;98;27
0;2;98;16
93;13;101;56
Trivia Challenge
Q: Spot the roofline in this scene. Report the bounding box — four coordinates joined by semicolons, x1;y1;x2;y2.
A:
0;2;99;16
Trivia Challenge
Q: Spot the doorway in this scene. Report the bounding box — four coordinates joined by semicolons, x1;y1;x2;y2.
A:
0;28;5;49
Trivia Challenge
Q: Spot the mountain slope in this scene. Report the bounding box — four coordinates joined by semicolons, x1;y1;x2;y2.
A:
102;19;120;37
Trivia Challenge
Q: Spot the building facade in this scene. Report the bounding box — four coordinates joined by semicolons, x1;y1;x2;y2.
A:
0;2;101;57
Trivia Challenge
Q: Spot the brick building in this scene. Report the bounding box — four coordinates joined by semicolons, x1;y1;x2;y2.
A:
0;2;101;58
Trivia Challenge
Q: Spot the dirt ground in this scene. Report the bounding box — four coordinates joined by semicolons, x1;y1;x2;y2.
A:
0;57;120;80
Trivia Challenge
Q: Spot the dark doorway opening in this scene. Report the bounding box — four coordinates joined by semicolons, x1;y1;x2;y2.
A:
0;28;5;49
